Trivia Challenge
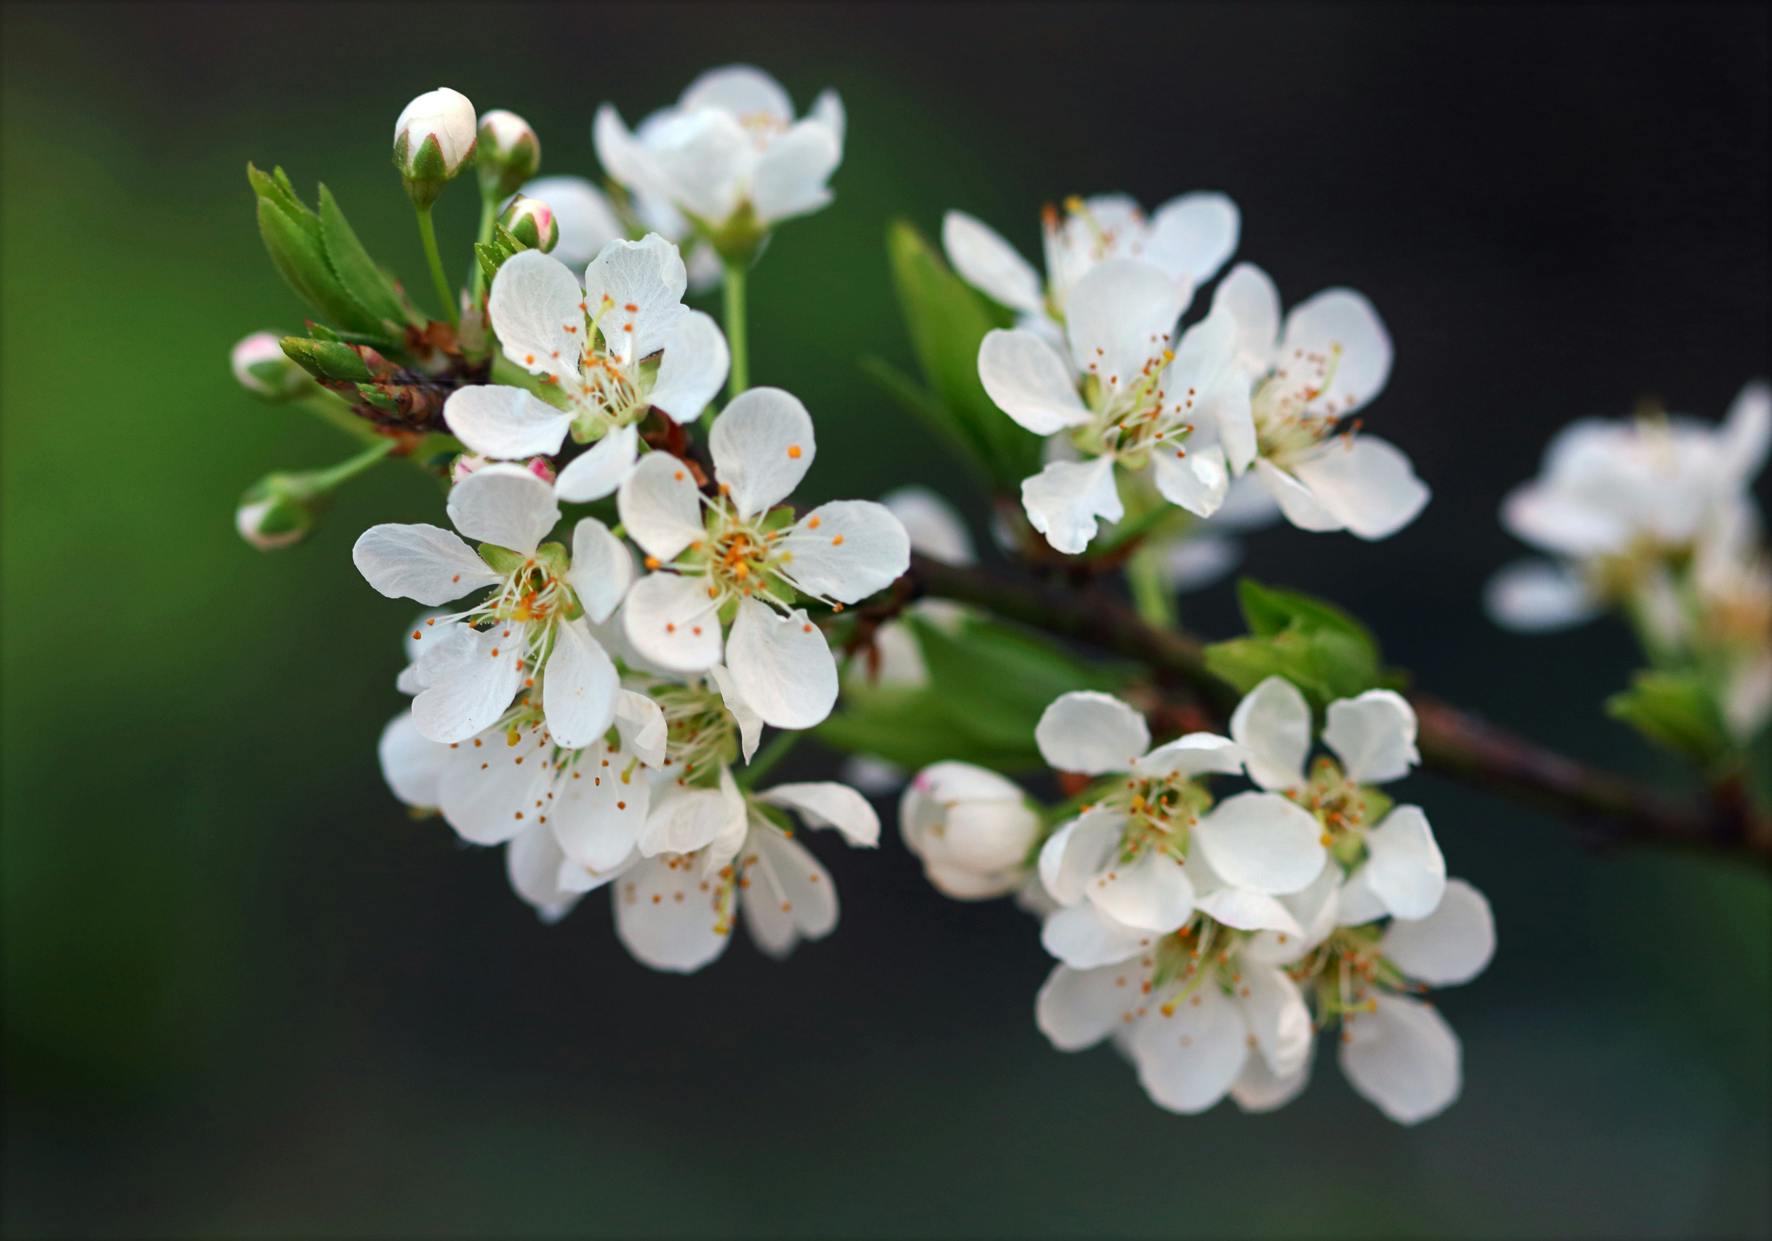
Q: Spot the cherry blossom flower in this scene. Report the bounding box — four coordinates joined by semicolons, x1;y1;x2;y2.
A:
352;464;628;746
616;387;910;728
443;236;729;501
594;65;844;245
944;191;1239;328
519;175;723;290
1230;676;1444;922
900;762;1042;899
612;780;878;973
979;261;1257;552
1032;691;1327;967
1487;379;1769;631
1209;262;1429;540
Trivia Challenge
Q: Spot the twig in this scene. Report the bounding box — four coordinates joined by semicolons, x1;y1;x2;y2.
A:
907;552;1770;868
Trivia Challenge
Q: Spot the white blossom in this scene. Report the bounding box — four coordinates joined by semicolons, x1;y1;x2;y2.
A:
900;762;1041;899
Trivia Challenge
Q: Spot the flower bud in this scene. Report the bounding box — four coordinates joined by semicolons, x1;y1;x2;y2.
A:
452;453;556;486
231;331;308;400
477;110;541;198
900;762;1042;900
393;87;476;207
498;194;559;253
236;476;315;551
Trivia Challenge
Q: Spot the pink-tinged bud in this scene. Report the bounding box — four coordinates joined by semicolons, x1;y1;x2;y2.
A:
393;87;476;206
899;762;1042;901
524;456;558;484
477;110;541;198
235;477;314;551
231;331;307;400
499;194;558;253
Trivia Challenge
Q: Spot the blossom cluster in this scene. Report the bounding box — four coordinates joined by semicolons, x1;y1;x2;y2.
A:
904;677;1494;1124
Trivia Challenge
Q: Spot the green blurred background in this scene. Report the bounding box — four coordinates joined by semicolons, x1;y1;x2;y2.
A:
3;2;1768;1237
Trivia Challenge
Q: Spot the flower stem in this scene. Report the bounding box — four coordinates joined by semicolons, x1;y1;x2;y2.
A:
1127;544;1178;629
469;191;498;302
307;438;397;493
722;257;749;400
415;204;458;327
738;729;800;789
292;391;385;449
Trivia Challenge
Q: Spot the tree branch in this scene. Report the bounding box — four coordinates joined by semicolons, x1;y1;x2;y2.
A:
907;552;1771;868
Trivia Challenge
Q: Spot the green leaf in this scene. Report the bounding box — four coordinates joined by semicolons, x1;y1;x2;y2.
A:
249;165;397;343
1203;579;1393;711
279;335;373;383
1607;670;1731;768
817;612;1122;772
317;184;419;330
883;219;1041;490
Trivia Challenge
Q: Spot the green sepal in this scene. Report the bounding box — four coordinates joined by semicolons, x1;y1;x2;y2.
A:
535;542;570;575
877;220;1042;492
279;335;374;383
1606;669;1732;768
354;383;399;414
480;545;526;574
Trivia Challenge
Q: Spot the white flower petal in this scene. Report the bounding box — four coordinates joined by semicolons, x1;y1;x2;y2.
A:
1339;993;1461;1125
1381;878;1496;987
1157;535;1241;593
1191;791;1326;896
739;828;838;958
443;385;572;458
567;516;633;624
1357;805;1446;920
1087;846;1196;933
1323;689;1419;785
758;782;880;847
581;233;688;366
541;617;619;748
977;328;1091;435
1021;456;1124;555
1063;259;1189;394
1034;691;1150;775
709;387;815;519
1231;1053;1311;1114
1255;459;1343;532
1131;982;1248;1115
680;63;794;121
778;500;910;604
1290;436;1430;541
592;105;655;195
614;689;669;768
550;738;651;873
810;88;845;146
1212;262;1282;376
616;451;706;562
1040;901;1149;969
640;773;746;858
751;120;841;224
882;486;975;564
1722;379;1771;482
1245;863;1342;964
1281;288;1393;415
353;524;497;605
1035;962;1135;1052
378;712;448;807
435;723;554;845
1229;676;1312;792
411;623;527;744
1484;559;1602;632
488;250;586;382
647;310;728;423
726;598;838;728
644;110;753;225
942;211;1043;315
1241;963;1314;1078
613;854;733;973
620;572;724;672
1142;192;1240;285
1036;808;1126;907
1193;886;1302;935
1136;733;1248;780
1152;443;1229;517
519;176;624;269
709;665;764;762
446;463;561;554
505;825;580;924
555;424;640;504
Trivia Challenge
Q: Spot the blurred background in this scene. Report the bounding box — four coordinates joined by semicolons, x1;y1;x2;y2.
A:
2;2;1768;1237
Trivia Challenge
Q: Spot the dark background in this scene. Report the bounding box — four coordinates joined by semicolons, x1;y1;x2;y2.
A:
3;2;1768;1236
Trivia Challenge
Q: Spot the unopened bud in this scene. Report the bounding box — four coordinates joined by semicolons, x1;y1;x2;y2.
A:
393;87;476;207
900;762;1042;900
231;331;307;400
477;110;541;198
499;195;558;253
452;453;556;485
236;476;315;551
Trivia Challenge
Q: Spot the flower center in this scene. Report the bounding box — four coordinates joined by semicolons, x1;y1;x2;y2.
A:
1253;343;1359;465
648;680;741;786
